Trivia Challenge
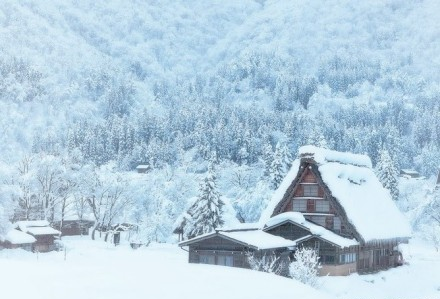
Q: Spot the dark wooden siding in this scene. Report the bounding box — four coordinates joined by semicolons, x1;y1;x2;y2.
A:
297;237;338;265
265;222;310;241
357;240;401;273
302;169;317;183
188;236;253;269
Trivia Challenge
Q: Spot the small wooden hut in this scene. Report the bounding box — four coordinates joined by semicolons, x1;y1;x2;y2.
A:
0;229;36;251
15;220;61;252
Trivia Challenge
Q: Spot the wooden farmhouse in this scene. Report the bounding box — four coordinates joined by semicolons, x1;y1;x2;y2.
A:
15;220;61;252
180;146;411;276
179;226;295;274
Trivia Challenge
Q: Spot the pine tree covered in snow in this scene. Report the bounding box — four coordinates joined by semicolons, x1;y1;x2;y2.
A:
270;143;288;190
376;149;400;201
262;142;273;177
184;169;225;239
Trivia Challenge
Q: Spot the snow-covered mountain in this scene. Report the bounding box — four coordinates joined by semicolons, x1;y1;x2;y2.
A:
1;0;440;242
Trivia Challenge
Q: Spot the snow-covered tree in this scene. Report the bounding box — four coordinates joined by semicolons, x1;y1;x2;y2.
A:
262;142;273;177
184;169;224;239
246;251;282;275
376;149;400;201
306;126;328;149
289;247;321;288
269;143;287;190
0;185;16;236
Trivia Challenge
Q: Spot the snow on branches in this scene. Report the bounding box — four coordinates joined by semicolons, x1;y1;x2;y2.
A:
289;247;321;288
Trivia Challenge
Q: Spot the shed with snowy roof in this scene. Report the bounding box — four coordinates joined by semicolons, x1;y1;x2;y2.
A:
15;220;61;252
0;229;36;251
260;145;411;275
135;164;150;174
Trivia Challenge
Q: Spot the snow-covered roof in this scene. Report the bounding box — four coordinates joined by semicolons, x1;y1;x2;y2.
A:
261;146;411;243
220;222;261;231
299;145;372;168
16;220;50;228
400;169;419;175
179;230;296;250
15;220;61;236
319;162;411;241
136;164;150;169
264;212;358;248
1;229;36;244
25;227;61;236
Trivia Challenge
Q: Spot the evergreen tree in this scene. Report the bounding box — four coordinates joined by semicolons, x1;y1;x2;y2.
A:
270;143;286;190
184;169;224;239
262;142;273;177
376;149;400;201
306;125;328;149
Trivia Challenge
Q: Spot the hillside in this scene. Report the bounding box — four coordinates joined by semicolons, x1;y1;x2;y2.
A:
0;0;439;242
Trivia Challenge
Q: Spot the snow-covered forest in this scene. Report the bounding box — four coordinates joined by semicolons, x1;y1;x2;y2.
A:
0;0;440;243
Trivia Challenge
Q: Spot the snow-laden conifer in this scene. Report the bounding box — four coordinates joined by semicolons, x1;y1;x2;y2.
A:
269;143;285;189
184;168;224;239
376;149;400;201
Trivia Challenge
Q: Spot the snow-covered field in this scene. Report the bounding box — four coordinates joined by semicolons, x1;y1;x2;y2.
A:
322;239;440;299
0;237;329;299
1;237;439;299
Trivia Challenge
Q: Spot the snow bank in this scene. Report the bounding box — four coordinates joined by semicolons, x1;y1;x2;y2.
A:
264;212;358;248
0;238;334;299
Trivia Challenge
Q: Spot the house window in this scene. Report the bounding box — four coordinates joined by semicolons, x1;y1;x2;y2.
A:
199;254;215;265
292;199;307;212
307;199;315;212
303;184;319;197
334;217;341;231
315;200;330;212
339;253;356;264
217;255;233;267
320;255;336;264
325;216;334;229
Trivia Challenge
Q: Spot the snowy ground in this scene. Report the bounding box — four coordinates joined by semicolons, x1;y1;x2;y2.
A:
0;237;439;299
321;238;440;299
0;237;329;299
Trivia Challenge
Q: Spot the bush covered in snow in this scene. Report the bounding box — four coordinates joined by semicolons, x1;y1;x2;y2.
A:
289;247;321;288
245;251;283;275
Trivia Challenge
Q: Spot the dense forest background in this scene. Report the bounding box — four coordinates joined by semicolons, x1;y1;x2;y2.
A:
0;0;439;242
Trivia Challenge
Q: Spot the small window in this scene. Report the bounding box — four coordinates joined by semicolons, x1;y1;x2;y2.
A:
199;254;215;265
314;240;320;253
303;184;319;197
320;255;335;264
307;199;315;212
217;255;233;267
325;216;334;229
339;253;356;264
